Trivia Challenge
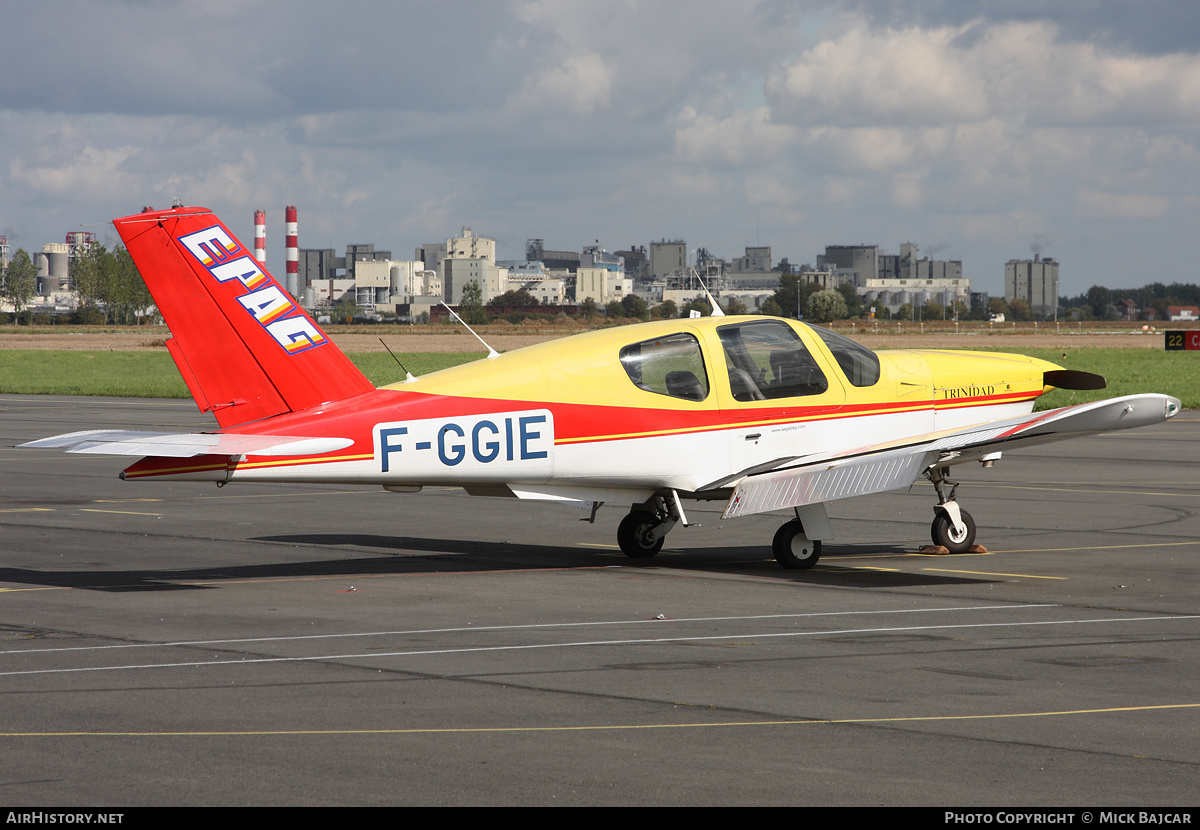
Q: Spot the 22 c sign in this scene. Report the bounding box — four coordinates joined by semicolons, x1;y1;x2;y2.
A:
1165;331;1200;351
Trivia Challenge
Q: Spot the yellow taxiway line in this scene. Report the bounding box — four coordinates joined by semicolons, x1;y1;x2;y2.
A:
3;702;1197;738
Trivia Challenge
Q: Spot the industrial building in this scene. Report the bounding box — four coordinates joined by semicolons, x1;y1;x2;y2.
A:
819;243;963;288
576;267;633;305
860;278;971;316
732;246;771;273
818;244;879;284
812;242;970;316
649;239;686;280
1005;256;1059;317
29;231;98;297
525;239;580;273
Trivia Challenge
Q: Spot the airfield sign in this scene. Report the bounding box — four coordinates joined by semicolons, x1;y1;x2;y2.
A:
1165;331;1200;350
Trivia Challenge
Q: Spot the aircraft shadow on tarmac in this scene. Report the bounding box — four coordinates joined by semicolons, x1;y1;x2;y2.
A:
0;538;995;592
254;533;998;589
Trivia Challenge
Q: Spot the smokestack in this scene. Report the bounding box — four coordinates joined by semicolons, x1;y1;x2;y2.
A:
285;205;298;297
254;210;266;267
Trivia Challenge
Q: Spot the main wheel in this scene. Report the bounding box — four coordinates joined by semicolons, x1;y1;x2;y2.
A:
931;508;976;553
772;519;822;569
617;511;665;559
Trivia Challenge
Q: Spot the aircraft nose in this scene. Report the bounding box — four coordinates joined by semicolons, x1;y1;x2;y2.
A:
924;350;1054;408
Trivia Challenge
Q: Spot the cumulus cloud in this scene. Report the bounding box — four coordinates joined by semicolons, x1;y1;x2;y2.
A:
675;106;799;165
802;126;922;172
9;145;140;197
517;53;614;115
766;17;1200;129
766;23;989;126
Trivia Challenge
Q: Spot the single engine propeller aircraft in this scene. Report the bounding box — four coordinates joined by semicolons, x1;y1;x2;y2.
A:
22;207;1181;568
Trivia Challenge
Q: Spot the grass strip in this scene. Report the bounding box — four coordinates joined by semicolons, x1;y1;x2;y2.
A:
0;351;484;398
0;347;1195;409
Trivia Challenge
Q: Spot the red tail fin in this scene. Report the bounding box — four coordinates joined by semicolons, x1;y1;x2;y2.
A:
114;206;373;428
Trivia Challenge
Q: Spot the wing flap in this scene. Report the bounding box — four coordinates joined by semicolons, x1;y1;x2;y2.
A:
721;393;1180;519
723;448;935;519
19;430;353;458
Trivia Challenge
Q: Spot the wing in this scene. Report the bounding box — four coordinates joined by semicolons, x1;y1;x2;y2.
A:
19;430;353;458
717;393;1181;519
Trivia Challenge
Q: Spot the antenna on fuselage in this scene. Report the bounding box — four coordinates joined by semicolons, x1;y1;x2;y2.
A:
691;268;725;317
440;301;500;359
378;337;417;383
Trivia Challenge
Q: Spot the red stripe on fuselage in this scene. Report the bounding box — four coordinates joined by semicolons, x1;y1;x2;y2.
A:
122;386;1041;479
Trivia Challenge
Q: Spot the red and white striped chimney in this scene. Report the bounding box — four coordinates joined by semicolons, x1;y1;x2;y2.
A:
285;205;298;297
253;209;266;267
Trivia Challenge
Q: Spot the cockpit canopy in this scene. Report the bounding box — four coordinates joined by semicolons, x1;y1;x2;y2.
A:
618;319;880;403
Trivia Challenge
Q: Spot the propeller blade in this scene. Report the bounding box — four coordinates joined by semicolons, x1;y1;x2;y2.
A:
1044;369;1106;390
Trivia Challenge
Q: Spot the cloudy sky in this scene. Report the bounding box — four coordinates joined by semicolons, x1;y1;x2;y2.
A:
2;0;1198;296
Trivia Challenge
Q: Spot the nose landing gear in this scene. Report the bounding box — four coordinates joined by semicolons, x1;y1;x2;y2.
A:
924;464;977;553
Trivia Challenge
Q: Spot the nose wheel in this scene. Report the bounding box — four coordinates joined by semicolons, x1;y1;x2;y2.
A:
931;507;976;553
924;463;978;553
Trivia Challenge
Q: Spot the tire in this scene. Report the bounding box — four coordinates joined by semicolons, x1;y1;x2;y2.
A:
931;509;976;553
772;519;822;569
617;511;665;559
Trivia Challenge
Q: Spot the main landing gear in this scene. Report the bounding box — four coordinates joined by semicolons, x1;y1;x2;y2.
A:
615;496;832;570
770;503;831;569
924;464;977;553
616;494;685;560
772;520;821;569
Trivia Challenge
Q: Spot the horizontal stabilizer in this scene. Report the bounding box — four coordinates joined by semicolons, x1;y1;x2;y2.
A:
20;430;353;458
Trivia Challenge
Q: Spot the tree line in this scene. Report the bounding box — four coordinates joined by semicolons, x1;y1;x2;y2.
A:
1;243;157;325
1061;283;1200;322
69;244;156;324
0;249;37;322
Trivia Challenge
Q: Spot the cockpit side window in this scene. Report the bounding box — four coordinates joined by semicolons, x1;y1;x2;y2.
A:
808;324;881;387
716;320;828;401
619;333;709;401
